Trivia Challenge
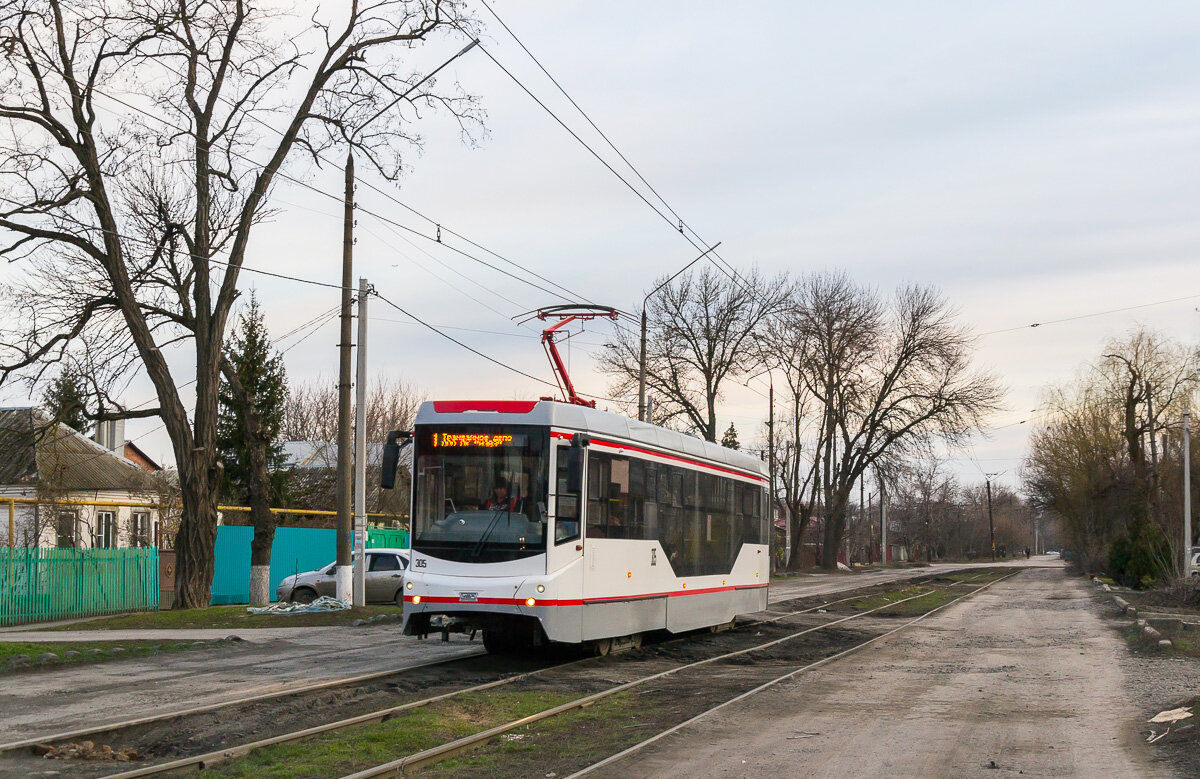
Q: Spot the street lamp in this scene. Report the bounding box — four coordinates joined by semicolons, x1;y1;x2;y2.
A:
638;243;721;422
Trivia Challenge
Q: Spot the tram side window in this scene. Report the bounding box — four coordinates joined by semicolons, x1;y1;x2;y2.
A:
579;450;762;576
737;481;762;545
554;444;581;544
586;452;637;539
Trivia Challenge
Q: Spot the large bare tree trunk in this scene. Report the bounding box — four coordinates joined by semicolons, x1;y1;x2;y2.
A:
175;459;218;608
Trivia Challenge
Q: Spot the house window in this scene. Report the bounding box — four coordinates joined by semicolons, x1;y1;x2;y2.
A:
131;512;153;547
55;510;78;548
96;511;117;548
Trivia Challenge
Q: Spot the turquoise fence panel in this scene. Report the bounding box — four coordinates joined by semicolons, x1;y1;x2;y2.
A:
210;525;254;605
0;547;158;626
366;527;408;550
211;526;337;604
268;527;336;602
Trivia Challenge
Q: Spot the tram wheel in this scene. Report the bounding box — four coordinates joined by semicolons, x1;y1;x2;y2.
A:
482;629;515;654
593;637;613;657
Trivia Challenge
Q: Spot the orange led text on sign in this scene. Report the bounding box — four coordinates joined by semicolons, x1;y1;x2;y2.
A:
432;433;514;448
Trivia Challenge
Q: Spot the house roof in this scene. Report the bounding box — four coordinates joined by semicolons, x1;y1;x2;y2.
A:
0;407;157;493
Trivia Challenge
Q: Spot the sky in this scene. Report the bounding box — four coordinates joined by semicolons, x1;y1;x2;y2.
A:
8;1;1200;493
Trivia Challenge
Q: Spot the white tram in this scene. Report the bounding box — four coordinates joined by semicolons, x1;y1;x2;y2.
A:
392;399;770;654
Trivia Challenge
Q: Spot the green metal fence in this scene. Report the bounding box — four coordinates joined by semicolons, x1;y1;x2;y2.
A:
366;526;409;550
0;547;159;626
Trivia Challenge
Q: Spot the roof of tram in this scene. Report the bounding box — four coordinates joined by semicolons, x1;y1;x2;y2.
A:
415;400;768;481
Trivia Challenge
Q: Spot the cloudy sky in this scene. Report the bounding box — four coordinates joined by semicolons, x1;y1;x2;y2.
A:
11;1;1200;492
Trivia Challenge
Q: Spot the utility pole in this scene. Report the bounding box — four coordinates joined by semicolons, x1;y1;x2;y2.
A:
1185;409;1192;578
768;379;783;567
335;152;355;603
638;310;647;422
646;396;655;426
986;477;996;561
880;481;887;564
353;277;369;606
859;476;865;566
867;491;874;564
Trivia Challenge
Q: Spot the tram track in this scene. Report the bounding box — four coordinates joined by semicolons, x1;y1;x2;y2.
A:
1;569;1001;778
338;574;1016;779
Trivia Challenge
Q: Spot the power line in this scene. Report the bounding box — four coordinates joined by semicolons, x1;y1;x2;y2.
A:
372;291;558;388
467;24;765;309
978;292;1200;337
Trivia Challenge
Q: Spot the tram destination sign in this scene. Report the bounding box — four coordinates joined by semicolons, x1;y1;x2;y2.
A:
429;431;527;449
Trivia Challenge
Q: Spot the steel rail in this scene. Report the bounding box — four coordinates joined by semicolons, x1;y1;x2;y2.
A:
91;574;936;777
0;650;484;754
18;569;990;778
334;581;974;779
98;659;568;779
566;570;1021;778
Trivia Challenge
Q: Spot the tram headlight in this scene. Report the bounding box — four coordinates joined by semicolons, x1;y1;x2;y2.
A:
406;581;413;590
525;597;536;607
536;584;545;593
412;595;421;604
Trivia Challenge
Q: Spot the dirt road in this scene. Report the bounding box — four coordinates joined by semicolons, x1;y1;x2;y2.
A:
593;567;1155;778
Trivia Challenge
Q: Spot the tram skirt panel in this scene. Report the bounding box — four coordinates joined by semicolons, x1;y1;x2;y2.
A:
664;590;731;633
580;596;668;641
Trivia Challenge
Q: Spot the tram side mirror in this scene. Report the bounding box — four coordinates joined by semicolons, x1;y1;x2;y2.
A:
566;433;589;494
380;430;412;490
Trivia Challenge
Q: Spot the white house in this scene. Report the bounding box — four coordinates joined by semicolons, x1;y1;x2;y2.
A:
0;408;162;548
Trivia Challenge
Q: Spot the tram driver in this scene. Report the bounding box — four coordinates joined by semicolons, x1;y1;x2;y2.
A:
484;476;524;513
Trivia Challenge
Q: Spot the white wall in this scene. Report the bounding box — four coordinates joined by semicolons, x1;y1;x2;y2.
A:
0;488;159;549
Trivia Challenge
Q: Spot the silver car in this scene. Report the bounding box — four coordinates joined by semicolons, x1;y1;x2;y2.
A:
276;548;410;605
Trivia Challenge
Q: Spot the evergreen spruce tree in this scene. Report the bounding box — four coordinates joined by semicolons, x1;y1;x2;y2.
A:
218;294;288;604
43;367;91;433
721;422;740;450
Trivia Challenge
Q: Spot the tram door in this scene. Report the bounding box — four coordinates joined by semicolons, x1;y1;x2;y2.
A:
547;440;585;575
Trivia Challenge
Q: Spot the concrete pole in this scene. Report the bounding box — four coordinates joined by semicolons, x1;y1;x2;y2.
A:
353;277;369;606
986;478;996;561
638;309;647;422
880;482;888;564
7;499;13;547
335;152;355;603
1185;409;1192;578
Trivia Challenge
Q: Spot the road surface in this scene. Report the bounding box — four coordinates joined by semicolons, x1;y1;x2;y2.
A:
593;566;1153;778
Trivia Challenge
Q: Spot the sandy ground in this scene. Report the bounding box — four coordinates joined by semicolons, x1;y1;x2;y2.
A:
592;567;1157;779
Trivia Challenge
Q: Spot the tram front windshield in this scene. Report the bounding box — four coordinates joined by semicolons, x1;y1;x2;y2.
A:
412;425;548;563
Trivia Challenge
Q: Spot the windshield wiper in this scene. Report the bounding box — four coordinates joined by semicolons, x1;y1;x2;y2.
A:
470;506;509;562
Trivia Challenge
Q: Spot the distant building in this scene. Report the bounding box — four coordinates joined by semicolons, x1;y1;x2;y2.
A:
0;408;162;548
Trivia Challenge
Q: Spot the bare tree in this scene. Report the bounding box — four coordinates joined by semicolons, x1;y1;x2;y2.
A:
0;1;482;606
757;301;823;571
281;375;423;516
601;265;786;442
790;275;1003;570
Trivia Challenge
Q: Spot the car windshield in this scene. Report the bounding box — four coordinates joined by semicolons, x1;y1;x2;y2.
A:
412;425;548;563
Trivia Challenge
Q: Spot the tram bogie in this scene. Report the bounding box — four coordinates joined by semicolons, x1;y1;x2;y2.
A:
392;399;770;654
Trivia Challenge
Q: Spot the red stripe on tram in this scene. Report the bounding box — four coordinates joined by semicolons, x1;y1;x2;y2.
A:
404;582;768;608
